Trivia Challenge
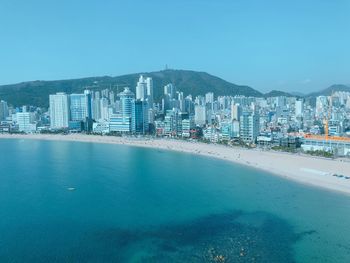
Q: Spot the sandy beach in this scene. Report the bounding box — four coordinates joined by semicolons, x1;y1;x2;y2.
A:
1;133;350;195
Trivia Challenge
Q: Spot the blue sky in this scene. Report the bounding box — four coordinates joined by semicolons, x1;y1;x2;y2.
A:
0;0;349;92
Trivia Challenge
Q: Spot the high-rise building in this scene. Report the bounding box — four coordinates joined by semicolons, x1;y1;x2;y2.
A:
194;105;206;126
69;90;92;132
276;96;287;107
148;108;155;125
132;100;149;134
136;75;147;101
295;99;304;117
205;92;214;104
49;93;69;129
316;96;328;118
146;77;153;106
164;109;178;136
69;91;92;122
0;100;9;121
185;96;194;114
218;96;229;110
100;98;109;121
231;103;241;121
119;87;134;118
101;89;109;99
109;87;134;133
109;91;115;105
232;120;240;138
205;92;214;111
240;110;260;143
92;91;101;120
164;83;175;99
92;99;101;120
195;95;205;106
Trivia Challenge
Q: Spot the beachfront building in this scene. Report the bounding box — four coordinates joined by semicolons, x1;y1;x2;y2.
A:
16;112;36;133
109;87;134;133
109;114;131;133
232;120;240;138
257;135;273;146
220;121;233;141
302;137;350;157
182;117;195;138
69;91;92;121
240;110;260;143
69;90;93;131
92;122;110;134
132;100;149;134
155;120;165;136
280;136;301;150
203;127;219;142
164;109;177;136
49;92;69;129
0;100;9;121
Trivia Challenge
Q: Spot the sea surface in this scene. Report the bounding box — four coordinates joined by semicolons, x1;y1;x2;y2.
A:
0;139;350;262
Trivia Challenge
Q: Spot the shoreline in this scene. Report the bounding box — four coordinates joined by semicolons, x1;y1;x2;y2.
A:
1;133;350;195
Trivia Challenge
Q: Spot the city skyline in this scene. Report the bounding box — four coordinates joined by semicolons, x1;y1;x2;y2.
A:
1;73;350;158
0;0;349;92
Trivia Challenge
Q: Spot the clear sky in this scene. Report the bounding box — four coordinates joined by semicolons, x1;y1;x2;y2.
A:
0;0;349;93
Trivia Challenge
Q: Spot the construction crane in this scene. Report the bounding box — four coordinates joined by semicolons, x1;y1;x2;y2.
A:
323;92;332;139
304;91;350;142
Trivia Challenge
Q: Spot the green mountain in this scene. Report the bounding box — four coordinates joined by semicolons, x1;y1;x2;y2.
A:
0;69;262;107
1;69;347;108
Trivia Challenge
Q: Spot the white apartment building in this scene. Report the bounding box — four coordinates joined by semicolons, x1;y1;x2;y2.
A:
49;92;69;129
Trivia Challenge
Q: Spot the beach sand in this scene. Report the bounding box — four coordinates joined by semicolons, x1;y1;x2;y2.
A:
1;133;350;195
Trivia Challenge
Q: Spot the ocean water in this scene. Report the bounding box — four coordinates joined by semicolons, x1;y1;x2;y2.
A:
0;139;350;262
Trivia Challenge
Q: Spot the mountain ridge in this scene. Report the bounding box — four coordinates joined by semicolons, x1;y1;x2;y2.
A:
0;69;348;107
0;69;263;107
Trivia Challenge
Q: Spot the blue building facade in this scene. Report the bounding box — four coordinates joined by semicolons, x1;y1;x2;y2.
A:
132;100;149;134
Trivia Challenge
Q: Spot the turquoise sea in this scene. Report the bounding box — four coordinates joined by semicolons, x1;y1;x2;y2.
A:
0;139;350;262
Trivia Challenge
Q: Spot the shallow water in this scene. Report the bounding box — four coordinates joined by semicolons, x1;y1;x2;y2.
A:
0;139;350;262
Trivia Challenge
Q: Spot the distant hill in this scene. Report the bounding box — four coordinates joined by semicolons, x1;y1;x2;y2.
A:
0;69;263;107
306;84;350;98
264;90;294;98
290;91;305;97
